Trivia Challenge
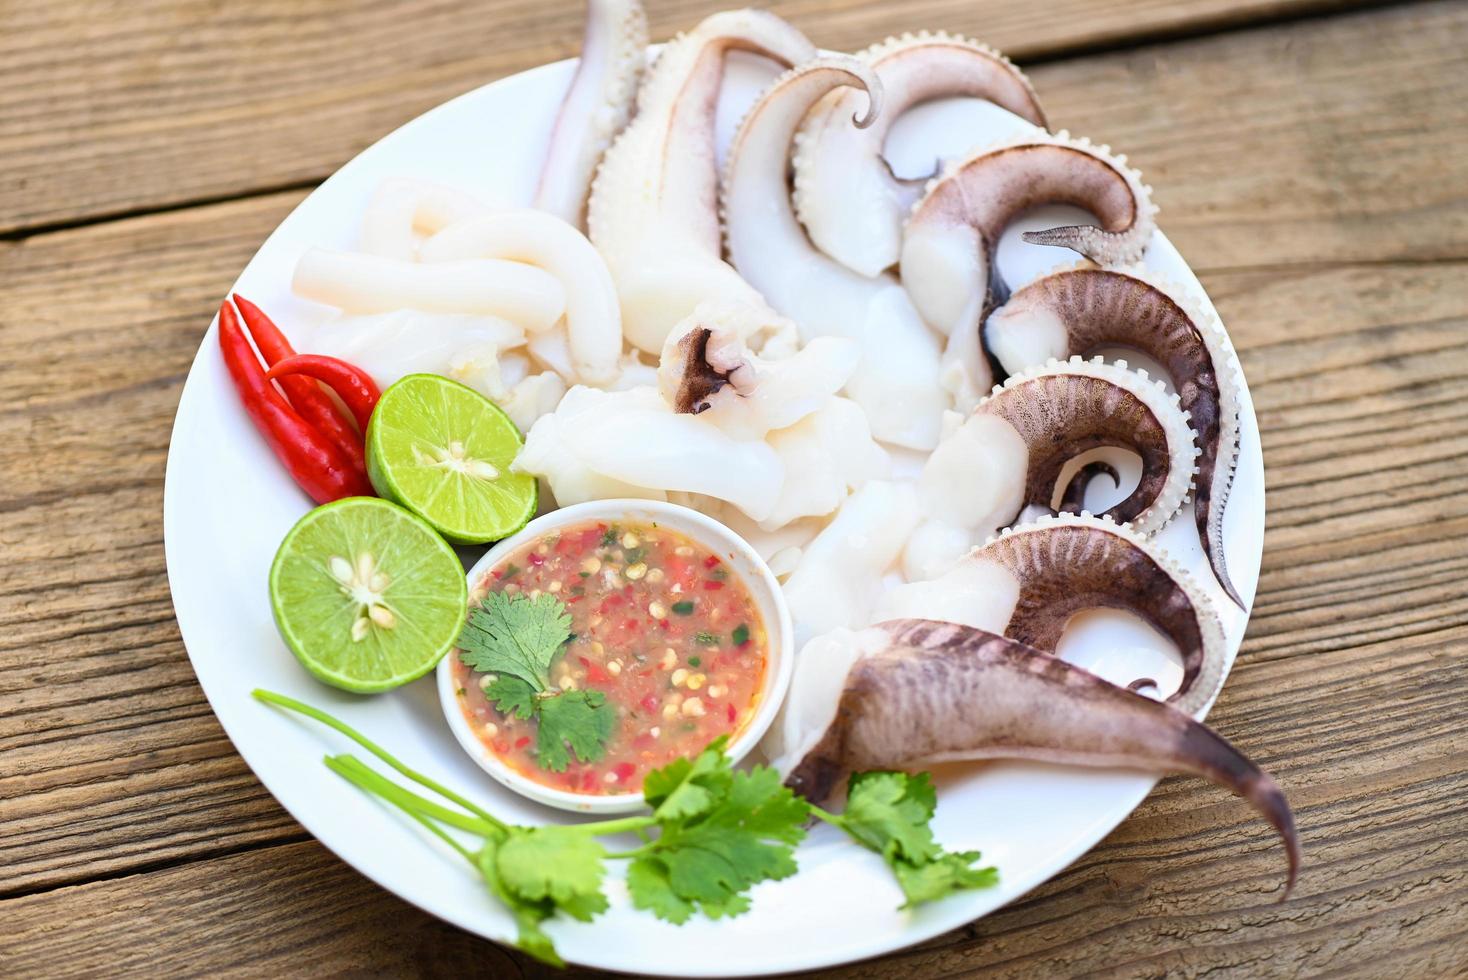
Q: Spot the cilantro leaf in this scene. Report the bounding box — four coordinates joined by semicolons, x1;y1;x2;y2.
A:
483;675;537;720
475;839;564;968
893;851;999;907
495;826;610;913
625;856;696;924
642;736;730;821
628;749;808;922
831;770;998;908
458;592;572;692
535;690;615;772
841;771;942;863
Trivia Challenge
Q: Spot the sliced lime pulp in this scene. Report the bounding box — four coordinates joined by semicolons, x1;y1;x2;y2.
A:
365;374;538;545
269;496;468;693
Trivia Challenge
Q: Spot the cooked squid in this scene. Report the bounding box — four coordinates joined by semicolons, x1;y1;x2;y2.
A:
902;356;1197;581
358;177;502;259
658;301;861;439
881;513;1226;716
901;131;1156;337
516;386;785;521
421;210;623;384
764;396;890;530
781;480;920;637
723;58;949;450
985;263;1245;606
586;9;816;353
292;248;565;332
767;618;1299;896
793;31;1048;278
515;409;668;507
308;310;525;391
534;0;648;228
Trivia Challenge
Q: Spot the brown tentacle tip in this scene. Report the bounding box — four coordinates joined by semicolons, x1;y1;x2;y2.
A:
669;326;732;414
1022;225;1096;250
1057;460;1120;514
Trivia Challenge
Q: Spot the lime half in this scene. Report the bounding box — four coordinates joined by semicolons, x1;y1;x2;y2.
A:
366;374;538;545
269;497;468;693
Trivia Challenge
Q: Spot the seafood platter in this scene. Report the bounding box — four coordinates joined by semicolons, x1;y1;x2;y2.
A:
163;1;1295;973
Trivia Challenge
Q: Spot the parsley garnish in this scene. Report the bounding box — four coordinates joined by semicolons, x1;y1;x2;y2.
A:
253;691;999;968
458;592;613;772
696;631;720;646
688;655;701;668
671;600;695;615
732;623;750;647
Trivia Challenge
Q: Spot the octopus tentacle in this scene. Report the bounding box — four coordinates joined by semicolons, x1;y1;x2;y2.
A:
793;31;1048;278
723;57;951;450
987;263;1245;607
586;9;816;353
971;512;1227;717
535;0;649;229
777;618;1299;897
901;130;1157;339
977;356;1198;534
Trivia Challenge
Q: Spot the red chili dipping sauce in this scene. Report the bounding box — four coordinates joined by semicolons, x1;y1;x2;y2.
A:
452;519;768;795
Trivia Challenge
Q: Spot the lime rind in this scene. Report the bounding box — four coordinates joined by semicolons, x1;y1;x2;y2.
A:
366;374;539;545
269;496;469;693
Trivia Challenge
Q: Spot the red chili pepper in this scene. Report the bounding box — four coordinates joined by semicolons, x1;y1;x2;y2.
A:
232;295;367;474
217;302;373;504
265;353;381;434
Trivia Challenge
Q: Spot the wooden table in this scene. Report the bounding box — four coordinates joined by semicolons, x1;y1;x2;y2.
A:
4;0;1467;975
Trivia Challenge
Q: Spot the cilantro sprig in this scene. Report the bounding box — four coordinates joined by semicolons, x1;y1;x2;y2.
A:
253;690;998;967
458;592;613;772
813;771;998;907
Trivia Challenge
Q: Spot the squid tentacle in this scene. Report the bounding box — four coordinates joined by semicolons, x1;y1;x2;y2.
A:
1057;459;1120;514
792;30;1048;278
901;129;1157;340
723;57;953;451
972;512;1228;717
535;0;649;228
781;618;1299;898
985;261;1245;607
977;355;1199;535
586;8;816;354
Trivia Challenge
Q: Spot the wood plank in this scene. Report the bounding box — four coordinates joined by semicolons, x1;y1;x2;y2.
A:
3;1;1468;975
0;193;309;898
0;0;1376;235
1029;1;1468;270
0;840;529;978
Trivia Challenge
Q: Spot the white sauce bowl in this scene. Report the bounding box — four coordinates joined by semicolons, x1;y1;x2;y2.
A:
437;499;795;814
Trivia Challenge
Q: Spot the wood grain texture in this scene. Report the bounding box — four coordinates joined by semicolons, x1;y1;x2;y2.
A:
0;0;1376;235
3;0;1468;976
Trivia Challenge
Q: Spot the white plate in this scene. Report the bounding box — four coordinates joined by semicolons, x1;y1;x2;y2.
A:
164;50;1263;977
